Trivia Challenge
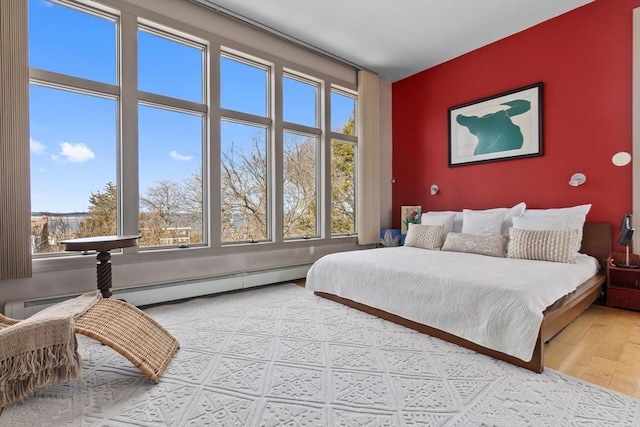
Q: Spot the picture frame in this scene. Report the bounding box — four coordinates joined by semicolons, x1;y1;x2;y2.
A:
448;82;543;167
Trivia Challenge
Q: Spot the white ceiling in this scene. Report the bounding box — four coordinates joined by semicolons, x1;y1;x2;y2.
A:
194;0;593;82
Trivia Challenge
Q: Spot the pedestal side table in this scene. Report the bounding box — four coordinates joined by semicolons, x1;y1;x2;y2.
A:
61;235;139;298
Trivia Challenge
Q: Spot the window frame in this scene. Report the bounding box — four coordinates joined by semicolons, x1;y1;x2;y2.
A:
280;71;322;241
28;0;121;258
219;52;273;244
135;24;209;250
329;86;358;237
27;0;359;267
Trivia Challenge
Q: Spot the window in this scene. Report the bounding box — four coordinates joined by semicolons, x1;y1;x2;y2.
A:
283;132;318;238
27;0;359;259
29;0;116;84
330;89;357;235
331;141;356;235
28;0;118;254
220;120;269;242
283;75;318;127
220;54;271;243
282;73;320;239
138;29;203;103
221;55;268;117
137;28;206;249
138;105;204;247
331;90;357;135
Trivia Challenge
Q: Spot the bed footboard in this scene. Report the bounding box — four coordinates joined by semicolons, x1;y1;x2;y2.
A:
315;271;605;374
315;291;546;373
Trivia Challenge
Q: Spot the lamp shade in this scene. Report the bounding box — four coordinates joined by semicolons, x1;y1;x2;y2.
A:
617;213;634;246
617;227;634;247
615;213;638;268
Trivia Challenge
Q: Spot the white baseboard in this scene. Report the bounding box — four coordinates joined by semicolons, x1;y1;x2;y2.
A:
4;264;310;319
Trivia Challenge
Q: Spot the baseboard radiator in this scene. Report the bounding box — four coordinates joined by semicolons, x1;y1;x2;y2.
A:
4;264;311;319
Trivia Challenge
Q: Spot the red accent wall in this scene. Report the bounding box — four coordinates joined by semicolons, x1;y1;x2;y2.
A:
392;0;640;248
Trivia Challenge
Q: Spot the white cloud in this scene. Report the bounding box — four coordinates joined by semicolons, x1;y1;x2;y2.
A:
56;142;95;163
169;150;193;161
30;138;46;155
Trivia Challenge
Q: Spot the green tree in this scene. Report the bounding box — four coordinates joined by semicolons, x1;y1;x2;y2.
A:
78;182;117;237
331;115;356;234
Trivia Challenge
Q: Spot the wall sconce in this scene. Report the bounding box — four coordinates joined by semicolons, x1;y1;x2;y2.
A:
612;151;632;166
430;184;439;195
569;173;586;187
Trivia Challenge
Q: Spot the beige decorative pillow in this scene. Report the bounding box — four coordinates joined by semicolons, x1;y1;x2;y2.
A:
404;223;446;250
507;228;580;263
441;232;508;258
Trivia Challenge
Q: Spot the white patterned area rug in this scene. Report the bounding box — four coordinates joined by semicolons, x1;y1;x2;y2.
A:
1;283;639;426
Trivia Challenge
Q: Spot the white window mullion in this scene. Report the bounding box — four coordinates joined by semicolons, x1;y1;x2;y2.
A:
321;82;332;239
29;68;119;98
119;11;139;242
138;91;208;114
329;132;357;143
283;122;322;137
209;43;222;247
220;109;272;127
272;64;284;243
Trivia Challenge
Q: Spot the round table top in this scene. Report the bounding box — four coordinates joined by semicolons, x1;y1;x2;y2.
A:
60;235;139;252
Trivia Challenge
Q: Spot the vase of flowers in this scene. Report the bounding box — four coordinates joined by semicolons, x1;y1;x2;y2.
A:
401;205;421;234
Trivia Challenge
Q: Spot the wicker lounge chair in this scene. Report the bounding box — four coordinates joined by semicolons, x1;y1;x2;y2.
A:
0;298;179;384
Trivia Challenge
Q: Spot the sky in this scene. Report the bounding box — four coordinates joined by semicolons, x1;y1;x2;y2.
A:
28;0;355;214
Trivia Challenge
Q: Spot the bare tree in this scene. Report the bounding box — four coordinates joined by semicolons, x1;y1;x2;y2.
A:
140;180;201;246
52;115;355;249
283;133;317;238
221;136;268;242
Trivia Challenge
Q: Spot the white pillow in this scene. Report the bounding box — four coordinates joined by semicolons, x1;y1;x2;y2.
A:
421;211;463;232
477;202;526;235
461;209;507;236
512;215;568;230
422;202;525;235
420;212;456;233
501;201;526;235
522;204;591;253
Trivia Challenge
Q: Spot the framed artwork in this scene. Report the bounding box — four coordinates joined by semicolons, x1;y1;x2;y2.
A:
400;205;421;234
448;82;543;167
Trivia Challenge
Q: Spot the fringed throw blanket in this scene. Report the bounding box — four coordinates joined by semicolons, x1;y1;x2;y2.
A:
0;291;100;408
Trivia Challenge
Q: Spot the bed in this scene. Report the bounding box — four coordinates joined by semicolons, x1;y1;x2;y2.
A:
306;222;611;373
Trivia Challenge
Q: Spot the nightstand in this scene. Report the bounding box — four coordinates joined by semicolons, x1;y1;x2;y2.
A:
606;252;640;311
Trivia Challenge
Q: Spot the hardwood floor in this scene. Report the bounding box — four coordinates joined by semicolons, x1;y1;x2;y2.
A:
545;303;640;399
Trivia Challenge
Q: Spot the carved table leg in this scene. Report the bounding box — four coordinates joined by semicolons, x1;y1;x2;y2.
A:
96;250;113;298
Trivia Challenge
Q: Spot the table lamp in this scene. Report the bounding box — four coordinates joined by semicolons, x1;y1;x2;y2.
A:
616;213;638;269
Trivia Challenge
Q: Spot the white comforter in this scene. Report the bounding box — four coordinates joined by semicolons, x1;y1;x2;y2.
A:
306;247;599;361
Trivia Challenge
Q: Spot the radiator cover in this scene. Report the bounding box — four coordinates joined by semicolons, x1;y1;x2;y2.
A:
4;264;310;319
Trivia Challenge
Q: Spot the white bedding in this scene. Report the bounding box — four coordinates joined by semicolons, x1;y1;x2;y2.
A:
306;247;599;361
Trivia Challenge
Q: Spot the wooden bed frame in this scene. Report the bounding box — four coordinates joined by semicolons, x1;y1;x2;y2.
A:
315;222;611;373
